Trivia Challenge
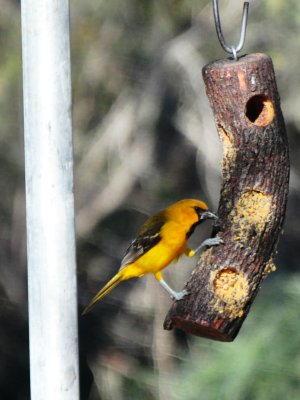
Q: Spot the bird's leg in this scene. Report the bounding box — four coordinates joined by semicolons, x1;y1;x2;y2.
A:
154;271;188;301
187;236;224;257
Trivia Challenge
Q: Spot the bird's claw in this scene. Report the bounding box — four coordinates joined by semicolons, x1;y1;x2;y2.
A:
171;289;189;301
203;237;224;247
191;236;224;256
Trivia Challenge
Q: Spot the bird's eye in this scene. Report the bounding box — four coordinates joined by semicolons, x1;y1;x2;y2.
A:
194;206;203;217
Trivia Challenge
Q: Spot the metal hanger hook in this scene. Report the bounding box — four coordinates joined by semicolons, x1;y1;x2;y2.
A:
213;0;249;60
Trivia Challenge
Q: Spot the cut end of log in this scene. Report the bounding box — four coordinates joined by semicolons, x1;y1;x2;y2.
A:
163;315;238;342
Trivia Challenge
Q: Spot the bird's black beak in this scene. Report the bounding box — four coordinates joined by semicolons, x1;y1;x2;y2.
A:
200;211;218;221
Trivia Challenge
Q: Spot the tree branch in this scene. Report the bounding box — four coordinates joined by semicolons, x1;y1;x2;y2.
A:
164;53;290;341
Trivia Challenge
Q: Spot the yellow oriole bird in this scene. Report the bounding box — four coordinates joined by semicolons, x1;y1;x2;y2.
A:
82;199;221;314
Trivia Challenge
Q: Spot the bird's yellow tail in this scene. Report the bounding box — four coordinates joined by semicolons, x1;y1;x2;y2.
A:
82;272;123;315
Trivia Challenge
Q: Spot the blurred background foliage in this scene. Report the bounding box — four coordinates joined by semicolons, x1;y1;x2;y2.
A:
1;0;300;398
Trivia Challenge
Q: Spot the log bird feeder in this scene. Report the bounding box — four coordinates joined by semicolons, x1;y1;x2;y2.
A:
164;1;289;341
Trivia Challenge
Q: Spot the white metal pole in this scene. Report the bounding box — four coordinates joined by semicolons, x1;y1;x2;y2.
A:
21;1;79;399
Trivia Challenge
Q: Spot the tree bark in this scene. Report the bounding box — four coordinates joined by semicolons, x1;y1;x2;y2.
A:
164;53;290;341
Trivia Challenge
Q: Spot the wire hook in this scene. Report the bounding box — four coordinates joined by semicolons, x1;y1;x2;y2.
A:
213;0;249;60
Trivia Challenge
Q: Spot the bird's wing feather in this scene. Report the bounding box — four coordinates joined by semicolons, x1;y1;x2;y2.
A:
120;211;166;269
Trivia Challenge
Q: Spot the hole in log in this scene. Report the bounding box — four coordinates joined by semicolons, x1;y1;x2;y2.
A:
230;190;272;243
212;268;249;319
245;95;274;126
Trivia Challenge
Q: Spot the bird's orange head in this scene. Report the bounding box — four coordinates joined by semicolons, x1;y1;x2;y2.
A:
166;199;217;232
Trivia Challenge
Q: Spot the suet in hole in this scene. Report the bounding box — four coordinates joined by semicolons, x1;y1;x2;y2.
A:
245;95;274;126
213;268;249;305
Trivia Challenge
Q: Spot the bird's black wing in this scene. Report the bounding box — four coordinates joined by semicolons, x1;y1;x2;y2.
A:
119;211;166;269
